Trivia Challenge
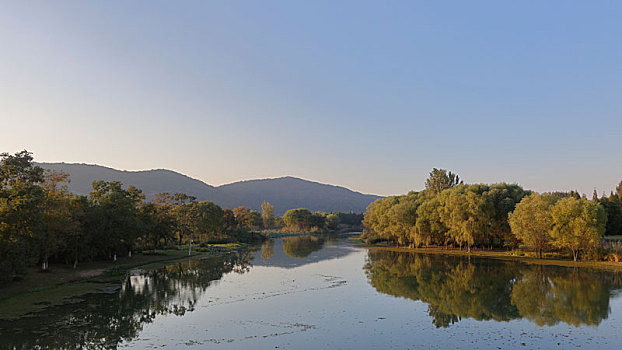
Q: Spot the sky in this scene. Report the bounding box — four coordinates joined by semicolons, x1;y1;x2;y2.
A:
1;1;621;196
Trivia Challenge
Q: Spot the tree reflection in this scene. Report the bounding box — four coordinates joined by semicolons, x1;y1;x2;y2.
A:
261;239;275;261
511;267;612;326
364;250;620;328
282;236;325;258
0;249;254;349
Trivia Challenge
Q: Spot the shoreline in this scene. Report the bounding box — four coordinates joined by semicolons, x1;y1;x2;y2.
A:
363;245;622;271
0;247;242;320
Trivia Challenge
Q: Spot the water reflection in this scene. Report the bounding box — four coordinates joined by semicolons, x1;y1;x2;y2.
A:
252;235;356;269
0;250;254;350
364;250;622;328
282;236;325;258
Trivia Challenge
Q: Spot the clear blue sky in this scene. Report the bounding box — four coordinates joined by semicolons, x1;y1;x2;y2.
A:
1;1;621;196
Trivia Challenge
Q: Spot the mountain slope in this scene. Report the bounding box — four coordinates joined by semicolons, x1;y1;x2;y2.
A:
38;163;381;214
218;176;380;214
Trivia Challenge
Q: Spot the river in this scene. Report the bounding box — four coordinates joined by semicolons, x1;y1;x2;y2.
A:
1;235;622;349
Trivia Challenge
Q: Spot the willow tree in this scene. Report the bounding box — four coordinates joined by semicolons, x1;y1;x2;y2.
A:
550;197;606;261
438;185;492;253
415;196;448;247
386;194;420;247
508;193;558;258
362;196;399;241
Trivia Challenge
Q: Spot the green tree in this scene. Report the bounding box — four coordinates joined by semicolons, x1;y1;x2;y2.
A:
599;196;622;236
38;171;76;270
261;201;275;229
311;211;327;230
484;183;528;248
282;208;313;231
0;151;45;281
89;181;144;259
362;196;399;241
438;185;491;253
325;213;340;230
550;197;607;261
386;193;421;247
194;201;225;241
62;195;91;268
415;196;448;247
425;168;462;195
508;193;558;258
140;202;176;250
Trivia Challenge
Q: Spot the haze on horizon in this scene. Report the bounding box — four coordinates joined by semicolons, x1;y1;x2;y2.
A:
2;1;621;197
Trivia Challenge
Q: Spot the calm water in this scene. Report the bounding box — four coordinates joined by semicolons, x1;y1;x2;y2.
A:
2;235;622;349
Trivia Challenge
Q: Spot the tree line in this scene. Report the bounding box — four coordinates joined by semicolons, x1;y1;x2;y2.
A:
0;151;363;283
362;168;622;261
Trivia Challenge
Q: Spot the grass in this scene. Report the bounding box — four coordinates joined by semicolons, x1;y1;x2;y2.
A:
364;245;622;271
0;246;244;320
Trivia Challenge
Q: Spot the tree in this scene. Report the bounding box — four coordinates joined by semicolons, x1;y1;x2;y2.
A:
425;168;462;195
222;208;237;232
508;193;558;258
282;208;313;231
616;181;622;202
438;185;491;253
233;206;256;230
599;196;622;236
550;197;607;261
484;183;528;249
261;201;275;229
38;171;76;270
140;202;176;250
89;181;144;258
415;196;448;247
326;213;340;230
0;150;45;281
193;201;224;241
311;211;326;230
363;196;399;241
386;193;421;247
62;195;91;268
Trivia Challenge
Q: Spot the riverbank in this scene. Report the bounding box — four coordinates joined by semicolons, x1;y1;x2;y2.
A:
364;245;622;271
0;246;244;320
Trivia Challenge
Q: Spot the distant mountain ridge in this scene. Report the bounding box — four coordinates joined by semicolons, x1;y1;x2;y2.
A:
37;163;381;215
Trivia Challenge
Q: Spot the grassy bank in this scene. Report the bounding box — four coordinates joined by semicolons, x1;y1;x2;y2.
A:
364;245;622;271
0;247;240;320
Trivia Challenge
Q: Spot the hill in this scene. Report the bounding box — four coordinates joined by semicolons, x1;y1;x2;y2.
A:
37;163;381;215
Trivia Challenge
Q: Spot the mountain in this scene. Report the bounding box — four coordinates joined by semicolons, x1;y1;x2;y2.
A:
37;163;381;215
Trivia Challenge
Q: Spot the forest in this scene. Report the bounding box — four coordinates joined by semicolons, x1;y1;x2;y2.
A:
0;151;359;283
362;168;622;261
